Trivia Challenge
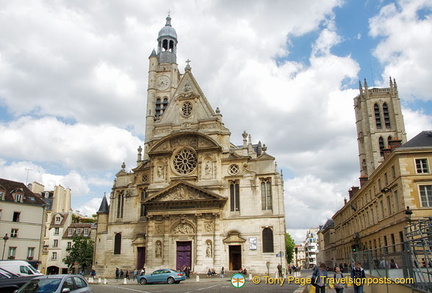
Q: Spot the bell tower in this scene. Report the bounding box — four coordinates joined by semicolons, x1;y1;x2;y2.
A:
144;15;180;159
354;78;407;179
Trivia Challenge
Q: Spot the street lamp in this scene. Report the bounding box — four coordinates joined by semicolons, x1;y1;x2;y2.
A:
2;233;9;260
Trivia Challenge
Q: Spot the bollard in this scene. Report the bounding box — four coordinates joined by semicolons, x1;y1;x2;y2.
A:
89;277;94;283
103;278;107;285
249;274;252;280
98;277;101;284
196;275;200;282
123;278;127;284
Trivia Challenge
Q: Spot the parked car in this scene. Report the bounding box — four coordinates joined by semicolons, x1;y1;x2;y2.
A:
0;267;36;293
137;269;186;284
0;261;42;277
15;274;93;293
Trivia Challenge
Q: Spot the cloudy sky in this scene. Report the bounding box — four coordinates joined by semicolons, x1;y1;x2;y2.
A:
1;0;432;244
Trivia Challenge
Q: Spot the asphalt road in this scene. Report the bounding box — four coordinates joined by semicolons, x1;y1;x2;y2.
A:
89;276;305;293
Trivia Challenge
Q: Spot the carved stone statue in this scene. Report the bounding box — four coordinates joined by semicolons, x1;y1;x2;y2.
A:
206;240;212;258
155;241;162;258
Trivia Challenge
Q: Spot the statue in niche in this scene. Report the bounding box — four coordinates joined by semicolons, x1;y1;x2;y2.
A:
157;165;164;179
206;241;212;258
155;241;162;258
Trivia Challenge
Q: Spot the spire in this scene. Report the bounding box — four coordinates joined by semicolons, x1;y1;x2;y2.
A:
157;15;178;63
97;194;109;214
165;14;172;26
359;80;363;95
363;78;368;90
150;49;157;58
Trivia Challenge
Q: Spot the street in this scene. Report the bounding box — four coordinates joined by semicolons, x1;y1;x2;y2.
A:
89;275;304;293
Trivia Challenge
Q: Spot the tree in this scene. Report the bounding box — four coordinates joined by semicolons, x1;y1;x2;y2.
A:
63;236;94;273
285;233;295;264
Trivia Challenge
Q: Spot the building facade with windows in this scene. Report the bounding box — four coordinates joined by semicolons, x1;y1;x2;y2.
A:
328;80;432;266
0;178;46;263
94;16;286;275
303;228;319;269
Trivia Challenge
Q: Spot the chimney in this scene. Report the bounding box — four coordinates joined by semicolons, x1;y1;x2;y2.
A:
388;138;402;149
359;175;368;187
383;148;392;159
349;186;360;199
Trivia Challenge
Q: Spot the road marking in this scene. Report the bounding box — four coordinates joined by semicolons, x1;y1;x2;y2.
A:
107;285;150;293
197;284;220;291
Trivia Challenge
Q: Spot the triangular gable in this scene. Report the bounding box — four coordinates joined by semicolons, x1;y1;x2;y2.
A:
157;70;222;126
254;153;275;161
143;181;226;208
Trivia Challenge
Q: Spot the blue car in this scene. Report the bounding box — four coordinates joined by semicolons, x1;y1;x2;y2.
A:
137;269;186;285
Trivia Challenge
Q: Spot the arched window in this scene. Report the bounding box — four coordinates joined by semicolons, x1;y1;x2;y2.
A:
230;181;240;212
155;98;162;117
387;136;392;146
262;228;274;253
114;233;121;254
383;103;391;128
116;192;124;218
162;97;168;112
374;104;382;129
379;137;385;157
162;39;168;51
261;178;272;210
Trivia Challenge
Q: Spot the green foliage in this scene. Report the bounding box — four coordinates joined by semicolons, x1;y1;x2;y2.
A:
285;233;295;264
63;236;94;271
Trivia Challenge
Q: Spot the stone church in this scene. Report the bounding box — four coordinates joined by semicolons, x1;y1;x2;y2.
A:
94;16;286;276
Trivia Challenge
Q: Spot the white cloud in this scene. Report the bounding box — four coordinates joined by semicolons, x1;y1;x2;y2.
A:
0;0;431;243
369;0;432;101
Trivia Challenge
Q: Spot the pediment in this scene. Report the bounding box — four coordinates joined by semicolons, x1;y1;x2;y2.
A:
223;231;246;244
254;153;275;161
148;132;221;155
143;182;226;208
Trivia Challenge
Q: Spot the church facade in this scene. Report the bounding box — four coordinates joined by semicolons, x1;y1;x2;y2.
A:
94;16;286;276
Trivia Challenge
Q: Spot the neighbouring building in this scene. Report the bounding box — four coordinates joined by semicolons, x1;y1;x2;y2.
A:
303;228;318;269
293;244;305;269
0;178;46;264
317;219;335;269
94;15;286;276
327;80;432;267
31;182;72;274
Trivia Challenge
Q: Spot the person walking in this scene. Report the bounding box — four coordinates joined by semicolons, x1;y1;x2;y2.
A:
333;266;345;293
351;262;366;293
221;266;225;278
312;263;328;293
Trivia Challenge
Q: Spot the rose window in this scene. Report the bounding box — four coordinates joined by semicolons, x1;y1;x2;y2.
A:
228;164;240;175
173;148;197;174
182;102;193;117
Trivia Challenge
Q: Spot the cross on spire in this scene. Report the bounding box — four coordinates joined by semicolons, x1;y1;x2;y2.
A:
185;59;192;71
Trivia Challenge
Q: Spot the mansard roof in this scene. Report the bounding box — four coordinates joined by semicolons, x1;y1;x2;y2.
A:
400;131;432;149
0;178;46;206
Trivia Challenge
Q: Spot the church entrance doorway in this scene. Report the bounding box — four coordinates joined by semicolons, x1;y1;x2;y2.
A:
176;241;192;270
137;247;146;270
229;245;241;270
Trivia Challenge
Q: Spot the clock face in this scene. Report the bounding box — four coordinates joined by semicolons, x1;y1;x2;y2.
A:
156;75;170;90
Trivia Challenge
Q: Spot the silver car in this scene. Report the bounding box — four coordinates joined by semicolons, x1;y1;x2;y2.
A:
15;274;93;293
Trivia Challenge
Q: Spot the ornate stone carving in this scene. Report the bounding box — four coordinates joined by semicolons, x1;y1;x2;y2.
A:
173;223;194;234
173;148;197;175
155;224;164;234
205;222;213;233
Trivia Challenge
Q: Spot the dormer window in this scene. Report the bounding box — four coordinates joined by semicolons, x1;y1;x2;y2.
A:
13;193;23;203
84;228;89;237
68;228;73;237
55;216;61;224
76;228;81;235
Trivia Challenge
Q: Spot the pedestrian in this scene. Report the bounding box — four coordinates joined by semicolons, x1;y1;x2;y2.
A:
351;262;366;293
115;267;119;279
390;259;398;269
141;267;146;276
120;269;124;279
277;263;283;278
221;266;225;278
288;266;292;275
133;268;138;280
312;263;328;293
333;266;345;293
125;270;129;280
185;266;190;278
90;269;96;278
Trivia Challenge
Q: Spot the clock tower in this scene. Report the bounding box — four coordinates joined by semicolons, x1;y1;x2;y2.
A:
145;15;180;158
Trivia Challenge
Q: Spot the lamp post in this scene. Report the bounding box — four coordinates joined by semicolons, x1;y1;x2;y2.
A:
2;233;9;260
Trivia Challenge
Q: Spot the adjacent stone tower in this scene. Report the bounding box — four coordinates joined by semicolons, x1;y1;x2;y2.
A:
354;78;407;179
